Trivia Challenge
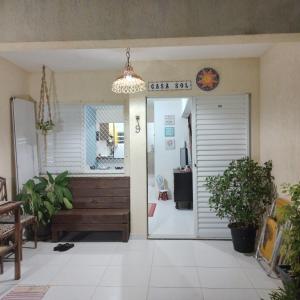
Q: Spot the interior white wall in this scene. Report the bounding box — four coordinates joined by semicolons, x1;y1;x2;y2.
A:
153;99;189;199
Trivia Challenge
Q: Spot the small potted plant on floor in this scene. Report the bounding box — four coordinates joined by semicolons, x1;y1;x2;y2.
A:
17;171;73;240
276;182;300;291
205;157;276;253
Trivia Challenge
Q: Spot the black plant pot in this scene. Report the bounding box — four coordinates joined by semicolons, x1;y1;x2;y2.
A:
229;224;257;253
25;223;51;241
277;265;295;286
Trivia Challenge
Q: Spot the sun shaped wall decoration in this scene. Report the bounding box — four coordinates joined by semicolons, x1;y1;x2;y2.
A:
196;67;220;91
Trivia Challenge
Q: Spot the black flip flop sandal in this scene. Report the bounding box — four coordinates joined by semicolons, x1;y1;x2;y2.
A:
59;243;75;252
53;243;64;251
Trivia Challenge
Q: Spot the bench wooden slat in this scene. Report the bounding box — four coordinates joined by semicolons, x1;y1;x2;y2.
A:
71;188;129;198
52;176;130;242
70;177;130;189
73;196;130;209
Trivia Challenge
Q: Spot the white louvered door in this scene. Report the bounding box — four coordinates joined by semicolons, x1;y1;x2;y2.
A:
192;95;250;239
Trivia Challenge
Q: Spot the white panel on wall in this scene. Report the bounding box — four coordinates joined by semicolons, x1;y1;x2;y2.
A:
12;98;39;192
39;103;83;174
193;95;250;239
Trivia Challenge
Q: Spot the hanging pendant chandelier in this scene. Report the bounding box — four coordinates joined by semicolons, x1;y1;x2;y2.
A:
112;48;146;94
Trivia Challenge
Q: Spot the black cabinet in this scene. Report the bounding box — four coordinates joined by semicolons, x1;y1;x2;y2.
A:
173;169;193;210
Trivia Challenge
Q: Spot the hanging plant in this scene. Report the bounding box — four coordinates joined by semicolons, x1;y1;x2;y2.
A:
37;65;54;134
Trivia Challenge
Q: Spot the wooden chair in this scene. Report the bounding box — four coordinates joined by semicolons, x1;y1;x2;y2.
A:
0;201;21;279
0;224;15;274
0;177;37;250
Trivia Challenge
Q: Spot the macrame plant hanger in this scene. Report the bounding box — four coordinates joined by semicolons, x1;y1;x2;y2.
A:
37;65;54;163
37;65;54;135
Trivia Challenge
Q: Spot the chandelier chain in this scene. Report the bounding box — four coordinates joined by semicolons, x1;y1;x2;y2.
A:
126;48;130;67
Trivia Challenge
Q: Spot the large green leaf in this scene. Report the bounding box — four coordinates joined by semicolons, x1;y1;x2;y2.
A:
54;171;69;184
62;187;72;201
44;201;55;216
54;185;64;203
37;211;43;222
63;197;73;209
35;182;47;193
47;191;56;204
35;176;48;185
47;172;54;184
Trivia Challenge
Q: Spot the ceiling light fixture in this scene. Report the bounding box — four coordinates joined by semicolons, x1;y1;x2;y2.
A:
112;48;146;94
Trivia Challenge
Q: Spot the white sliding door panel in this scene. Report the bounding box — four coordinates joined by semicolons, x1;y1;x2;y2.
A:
193;95;250;239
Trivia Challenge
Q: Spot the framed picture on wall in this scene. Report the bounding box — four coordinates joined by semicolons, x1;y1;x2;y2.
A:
164;115;175;126
165;127;175;137
165;138;175;150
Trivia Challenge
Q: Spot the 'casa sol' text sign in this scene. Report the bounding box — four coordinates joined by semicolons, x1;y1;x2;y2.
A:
148;80;192;91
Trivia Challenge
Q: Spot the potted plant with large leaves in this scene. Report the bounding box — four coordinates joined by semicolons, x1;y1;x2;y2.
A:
205;157;276;253
276;182;300;293
17;171;73;240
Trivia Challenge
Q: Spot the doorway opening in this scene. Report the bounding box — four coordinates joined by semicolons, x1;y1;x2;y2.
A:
147;97;195;239
146;95;250;239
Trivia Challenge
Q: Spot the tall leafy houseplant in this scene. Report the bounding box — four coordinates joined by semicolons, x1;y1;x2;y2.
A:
277;183;300;288
17;171;73;238
205;157;276;253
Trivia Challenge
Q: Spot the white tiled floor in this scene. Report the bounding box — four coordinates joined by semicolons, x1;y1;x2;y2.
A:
148;198;194;237
148;174;194;237
0;239;282;300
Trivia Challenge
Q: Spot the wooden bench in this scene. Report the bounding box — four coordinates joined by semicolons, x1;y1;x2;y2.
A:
51;176;130;242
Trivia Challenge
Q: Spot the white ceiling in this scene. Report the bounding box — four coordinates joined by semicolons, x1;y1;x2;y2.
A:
0;43;272;72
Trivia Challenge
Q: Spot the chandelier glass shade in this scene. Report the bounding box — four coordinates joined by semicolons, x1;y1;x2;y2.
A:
112;48;146;94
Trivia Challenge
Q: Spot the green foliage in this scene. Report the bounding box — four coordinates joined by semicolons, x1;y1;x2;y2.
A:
280;182;300;279
17;171;73;225
37;120;55;135
205;157;276;227
268;283;299;300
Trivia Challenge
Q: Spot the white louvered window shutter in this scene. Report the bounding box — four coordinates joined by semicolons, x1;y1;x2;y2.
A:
39;103;84;174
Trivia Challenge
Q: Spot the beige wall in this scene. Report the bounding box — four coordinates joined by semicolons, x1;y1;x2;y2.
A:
0;58;28;200
132;58;260;236
29;70;127;103
2;40;300;235
260;43;300;189
135;58;260;159
28;58;260;236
